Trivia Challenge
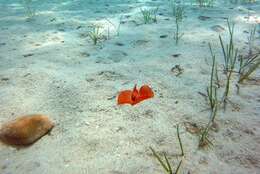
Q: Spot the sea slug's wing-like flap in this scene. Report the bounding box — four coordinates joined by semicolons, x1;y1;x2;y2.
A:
117;90;133;105
139;85;154;100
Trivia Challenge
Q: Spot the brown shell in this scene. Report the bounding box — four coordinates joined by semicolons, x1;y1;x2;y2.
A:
0;114;54;146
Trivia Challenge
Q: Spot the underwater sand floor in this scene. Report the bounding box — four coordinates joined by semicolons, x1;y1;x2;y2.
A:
0;0;260;173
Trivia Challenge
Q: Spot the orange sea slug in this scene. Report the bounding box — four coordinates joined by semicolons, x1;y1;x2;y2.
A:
117;84;154;105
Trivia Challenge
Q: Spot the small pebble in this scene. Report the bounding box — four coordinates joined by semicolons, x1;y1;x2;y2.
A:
23;53;34;57
50;18;56;22
198;16;211;21
115;42;124;46
80;52;90;57
172;54;181;58
76;26;82;30
1;77;9;81
160;35;168;38
171;65;184;76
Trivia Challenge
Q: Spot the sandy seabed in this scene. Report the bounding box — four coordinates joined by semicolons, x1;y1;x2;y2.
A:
0;0;260;173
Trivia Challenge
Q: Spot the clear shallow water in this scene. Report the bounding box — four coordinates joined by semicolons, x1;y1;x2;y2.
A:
0;0;260;174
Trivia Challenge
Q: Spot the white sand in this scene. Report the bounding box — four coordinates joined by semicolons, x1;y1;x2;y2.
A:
0;0;260;173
